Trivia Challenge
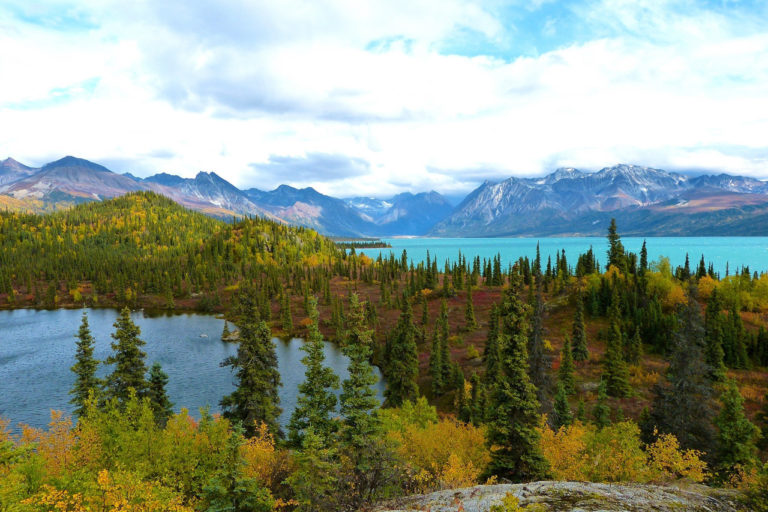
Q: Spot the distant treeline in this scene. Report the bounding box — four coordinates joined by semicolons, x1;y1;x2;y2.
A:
335;239;392;249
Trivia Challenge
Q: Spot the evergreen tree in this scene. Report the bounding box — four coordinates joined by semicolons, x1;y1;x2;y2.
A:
639;240;648;276
755;391;768;452
383;299;419;407
646;290;717;455
559;335;576;396
147;362;174;426
221;321;231;341
339;294;380;448
464;284;478;331
289;297;340;447
527;290;552;405
485;286;549;482
69;312;101;417
714;379;760;482
105;307;149;403
606;219;626;272
592;379;611;428
429;327;444;395
625;326;642;365
484;303;502;384
575;399;587;423
220;305;282;437
571;295;589;362
602;291;631;398
437;299;452;387
551;382;573;430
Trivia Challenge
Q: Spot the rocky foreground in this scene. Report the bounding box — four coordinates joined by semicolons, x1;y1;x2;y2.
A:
373;481;750;512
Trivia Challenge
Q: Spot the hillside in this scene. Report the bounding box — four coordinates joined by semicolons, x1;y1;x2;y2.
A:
0;191;339;309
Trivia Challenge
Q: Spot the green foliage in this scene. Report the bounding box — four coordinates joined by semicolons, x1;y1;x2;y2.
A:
571;295;589;362
288;297;340;448
646;292;717;457
221;292;282;437
559;335;576;396
339;294;381;450
69;312;101;417
0;191;340;307
464;285;478;331
147;362;173;426
551;383;573;430
602;290;631;398
203;425;275;512
105;308;149;403
485;286;550;482
592;379;611;428
383;299;420;407
714;379;760;483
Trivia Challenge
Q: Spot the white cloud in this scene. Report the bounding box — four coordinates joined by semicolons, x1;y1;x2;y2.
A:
0;0;767;198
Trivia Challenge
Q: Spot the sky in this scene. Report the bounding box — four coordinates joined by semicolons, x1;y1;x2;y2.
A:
1;0;767;199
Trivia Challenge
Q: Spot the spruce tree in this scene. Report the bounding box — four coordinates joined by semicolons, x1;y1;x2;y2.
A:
606;218;626;272
714;379;760;482
221;321;231;341
339;294;380;449
437;299;452;386
485;285;549;482
575;399;587;423
383;299;420;407
528;290;552;405
625;326;642;365
755;391;768;452
571;295;589;362
602;291;631;398
147;362;174;426
559;335;576;396
289;297;340;447
592;379;611;428
551;382;573;430
464;284;478;331
429;327;444;395
69;312;101;417
105;308;149;403
483;303;502;385
646;289;716;455
220;306;282;437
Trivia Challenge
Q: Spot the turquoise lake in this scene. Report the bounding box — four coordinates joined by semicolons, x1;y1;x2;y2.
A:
0;308;384;431
357;237;768;276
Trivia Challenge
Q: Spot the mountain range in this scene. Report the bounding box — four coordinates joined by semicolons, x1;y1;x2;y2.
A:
1;157;768;236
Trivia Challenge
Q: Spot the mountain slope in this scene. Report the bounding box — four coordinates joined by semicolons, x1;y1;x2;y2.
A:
431;164;768;236
244;185;377;237
343;191;454;235
0;158;38;186
0;156;148;202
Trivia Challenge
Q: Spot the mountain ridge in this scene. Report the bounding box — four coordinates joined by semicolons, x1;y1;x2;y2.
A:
2;156;768;236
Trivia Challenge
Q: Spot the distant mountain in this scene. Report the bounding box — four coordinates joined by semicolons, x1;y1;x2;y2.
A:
4;157;768;236
244;185;376;237
345;191;454;235
0;156;147;202
431;164;768;236
345;196;394;219
0;158;38;186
